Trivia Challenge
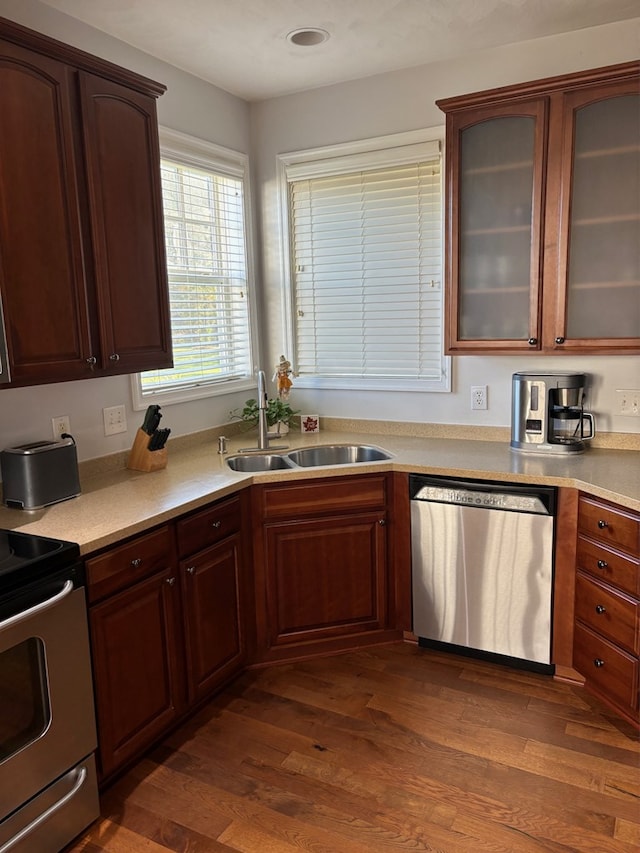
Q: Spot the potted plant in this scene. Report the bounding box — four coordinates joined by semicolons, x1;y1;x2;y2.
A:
231;397;299;435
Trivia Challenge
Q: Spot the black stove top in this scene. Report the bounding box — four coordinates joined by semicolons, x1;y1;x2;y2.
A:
0;528;80;598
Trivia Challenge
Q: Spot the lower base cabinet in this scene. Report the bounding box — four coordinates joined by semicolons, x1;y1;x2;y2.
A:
87;495;247;780
253;473;400;662
573;494;639;728
87;526;184;779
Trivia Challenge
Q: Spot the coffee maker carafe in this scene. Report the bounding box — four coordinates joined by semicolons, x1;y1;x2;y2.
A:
511;371;596;454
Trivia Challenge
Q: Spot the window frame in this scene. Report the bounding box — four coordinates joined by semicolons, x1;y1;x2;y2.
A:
277;128;450;393
131;127;259;410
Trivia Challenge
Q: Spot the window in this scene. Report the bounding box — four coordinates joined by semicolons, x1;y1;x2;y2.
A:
133;128;256;406
279;131;449;392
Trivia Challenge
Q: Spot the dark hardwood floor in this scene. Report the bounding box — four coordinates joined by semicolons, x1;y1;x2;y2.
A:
69;643;639;853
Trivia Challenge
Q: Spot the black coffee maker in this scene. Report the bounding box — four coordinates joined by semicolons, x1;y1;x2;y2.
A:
510;371;596;454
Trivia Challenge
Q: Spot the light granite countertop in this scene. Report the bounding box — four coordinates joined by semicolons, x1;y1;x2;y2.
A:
0;426;638;554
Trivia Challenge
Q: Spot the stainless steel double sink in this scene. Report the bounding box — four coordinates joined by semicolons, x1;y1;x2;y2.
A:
226;444;392;472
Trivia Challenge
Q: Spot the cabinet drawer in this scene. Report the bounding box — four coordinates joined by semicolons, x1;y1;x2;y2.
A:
577;535;639;597
87;525;173;603
573;622;638;712
578;496;639;555
176;495;241;557
261;474;387;520
575;572;639;655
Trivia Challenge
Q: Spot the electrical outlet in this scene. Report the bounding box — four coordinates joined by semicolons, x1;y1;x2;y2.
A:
616;389;640;416
51;415;70;440
471;385;488;411
103;404;127;436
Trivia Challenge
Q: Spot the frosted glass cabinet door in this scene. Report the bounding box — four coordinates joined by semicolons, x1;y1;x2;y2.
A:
448;101;546;349
560;86;640;346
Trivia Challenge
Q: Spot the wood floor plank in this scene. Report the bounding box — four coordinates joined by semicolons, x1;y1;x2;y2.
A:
67;644;640;853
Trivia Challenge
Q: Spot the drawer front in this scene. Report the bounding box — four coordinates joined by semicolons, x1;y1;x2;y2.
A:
573;622;639;711
261;474;387;520
577;535;639;597
578;496;639;555
177;495;241;557
575;572;639;655
87;525;173;603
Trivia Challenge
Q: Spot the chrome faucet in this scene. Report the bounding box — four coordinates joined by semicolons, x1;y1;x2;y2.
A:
239;369;288;453
257;369;269;450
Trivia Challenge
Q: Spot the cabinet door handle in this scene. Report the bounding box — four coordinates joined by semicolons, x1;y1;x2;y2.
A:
597;559;608;569
166;577;176;586
378;518;386;526
211;520;222;529
527;337;537;346
593;658;605;668
131;558;142;567
186;566;196;575
555;336;565;344
595;604;606;614
86;356;97;366
597;519;608;529
109;353;120;362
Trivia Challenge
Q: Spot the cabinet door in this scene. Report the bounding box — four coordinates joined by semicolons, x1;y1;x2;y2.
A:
445;99;547;352
90;568;184;779
264;511;388;647
79;72;172;374
181;535;245;704
547;81;640;352
0;41;94;384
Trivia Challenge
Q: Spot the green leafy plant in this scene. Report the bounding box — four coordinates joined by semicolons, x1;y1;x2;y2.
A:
231;398;299;430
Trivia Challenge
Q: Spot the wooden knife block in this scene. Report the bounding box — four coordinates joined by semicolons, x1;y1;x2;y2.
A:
127;428;168;473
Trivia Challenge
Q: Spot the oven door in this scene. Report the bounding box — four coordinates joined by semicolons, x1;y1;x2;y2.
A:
0;580;97;821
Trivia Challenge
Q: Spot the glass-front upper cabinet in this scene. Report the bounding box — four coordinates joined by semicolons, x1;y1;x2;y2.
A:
439;62;640;355
548;81;639;351
446;100;547;351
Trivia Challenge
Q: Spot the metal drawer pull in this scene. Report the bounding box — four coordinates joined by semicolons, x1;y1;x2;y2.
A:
186;566;196;574
211;520;222;528
595;604;606;614
593;658;605;668
597;559;608;569
131;558;142;567
378;518;386;526
166;577;176;586
555;336;565;344
0;766;88;853
597;519;608;529
109;353;120;361
527;337;537;346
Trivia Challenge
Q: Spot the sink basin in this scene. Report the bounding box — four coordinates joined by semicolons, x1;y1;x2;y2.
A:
226;454;293;472
286;444;391;467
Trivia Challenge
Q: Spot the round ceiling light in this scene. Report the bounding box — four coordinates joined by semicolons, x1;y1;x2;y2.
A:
286;28;330;47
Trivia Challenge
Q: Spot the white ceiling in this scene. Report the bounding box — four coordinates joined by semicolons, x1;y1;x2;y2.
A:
40;0;640;101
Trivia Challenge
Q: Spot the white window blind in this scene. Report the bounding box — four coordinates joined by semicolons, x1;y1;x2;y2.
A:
140;155;252;396
287;145;443;385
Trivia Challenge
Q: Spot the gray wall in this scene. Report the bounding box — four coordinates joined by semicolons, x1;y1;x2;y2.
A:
252;17;640;436
0;0;254;460
0;1;638;464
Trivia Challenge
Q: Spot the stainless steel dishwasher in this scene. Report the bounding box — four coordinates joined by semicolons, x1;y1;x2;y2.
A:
410;475;556;673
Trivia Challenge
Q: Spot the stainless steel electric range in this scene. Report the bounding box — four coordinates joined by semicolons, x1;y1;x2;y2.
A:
0;528;99;853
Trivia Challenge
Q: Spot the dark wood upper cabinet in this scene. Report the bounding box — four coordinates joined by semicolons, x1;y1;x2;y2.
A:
0;16;171;386
438;61;640;355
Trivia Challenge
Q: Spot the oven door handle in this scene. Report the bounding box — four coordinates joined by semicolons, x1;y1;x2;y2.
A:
0;579;74;633
0;766;87;853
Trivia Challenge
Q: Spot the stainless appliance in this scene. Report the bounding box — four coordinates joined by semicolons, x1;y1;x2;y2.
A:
1;438;80;509
410;475;556;672
0;530;99;852
510;371;595;454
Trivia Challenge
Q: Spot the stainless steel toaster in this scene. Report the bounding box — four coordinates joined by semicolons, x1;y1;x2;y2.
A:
1;437;81;509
